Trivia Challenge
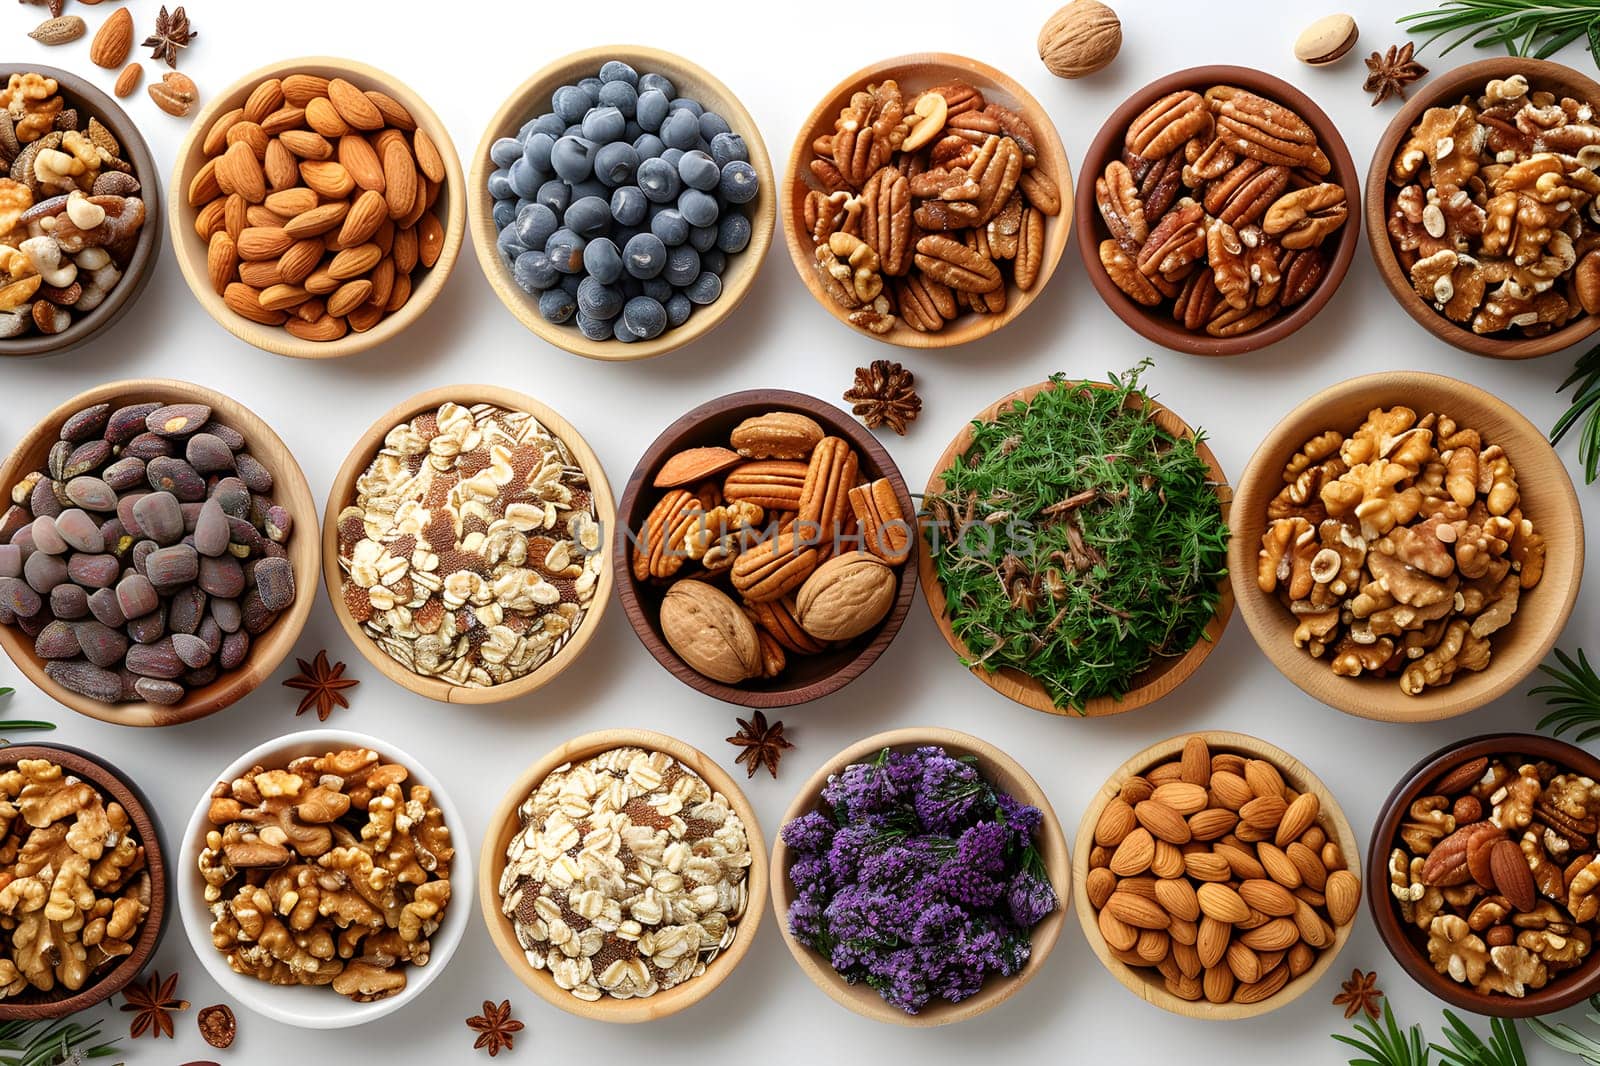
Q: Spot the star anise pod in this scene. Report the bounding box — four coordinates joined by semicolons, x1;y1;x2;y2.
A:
466;999;523;1057
844;359;921;435
121;970;189;1040
143;5;196;68
727;711;794;779
284;650;358;720
1331;968;1383;1020
1363;43;1426;107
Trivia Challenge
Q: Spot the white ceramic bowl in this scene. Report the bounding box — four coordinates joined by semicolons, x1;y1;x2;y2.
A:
178;729;472;1029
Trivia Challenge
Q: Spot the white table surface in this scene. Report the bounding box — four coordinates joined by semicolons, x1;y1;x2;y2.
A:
3;0;1598;1060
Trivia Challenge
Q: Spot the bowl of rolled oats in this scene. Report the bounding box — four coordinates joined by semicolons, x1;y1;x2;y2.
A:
321;384;614;704
479;728;766;1022
1368;58;1600;359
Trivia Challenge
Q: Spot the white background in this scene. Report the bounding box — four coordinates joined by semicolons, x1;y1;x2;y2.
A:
2;0;1598;1061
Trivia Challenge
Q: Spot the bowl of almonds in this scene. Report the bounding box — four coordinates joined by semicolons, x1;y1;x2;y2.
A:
168;57;463;359
1076;65;1360;356
783;53;1071;346
1074;731;1361;1018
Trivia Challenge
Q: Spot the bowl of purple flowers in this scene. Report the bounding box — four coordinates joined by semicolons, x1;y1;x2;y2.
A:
771;727;1070;1025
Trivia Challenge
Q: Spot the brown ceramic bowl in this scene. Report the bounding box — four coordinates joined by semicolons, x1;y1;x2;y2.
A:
469;45;776;361
168;57;464;360
771;727;1070;1026
479;728;766;1023
1369;733;1600;1016
1076;65;1361;356
1229;371;1584;722
1074;731;1360;1019
0;65;162;359
0;380;318;726
782;52;1073;348
0;744;166;1020
1366;57;1600;359
613;389;917;708
920;379;1233;716
321;384;614;704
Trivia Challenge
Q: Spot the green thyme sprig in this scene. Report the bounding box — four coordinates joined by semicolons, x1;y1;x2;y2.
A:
1533;647;1600;740
1529;994;1600;1062
1553;343;1600;485
1398;0;1600;68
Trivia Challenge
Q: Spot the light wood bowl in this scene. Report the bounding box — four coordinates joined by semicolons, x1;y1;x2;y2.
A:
321;384;614;704
1229;371;1584;722
467;45;776;361
0;379;318;726
168;57;465;360
782;53;1073;348
1073;730;1359;1020
479;728;767;1023
0;744;166;1020
770;727;1070;1026
1366;58;1600;359
920;379;1233;716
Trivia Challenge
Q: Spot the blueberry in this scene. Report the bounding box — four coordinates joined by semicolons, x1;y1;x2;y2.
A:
611;317;638;342
537;178;572;215
539;287;576;324
701;248;727;275
569;178;608;202
560;272;583;296
613;225;644;251
577;276;624;320
678;188;720;228
665;292;692;327
699;111;731;141
686;271;722;305
495;227;527;261
523;132;556;172
508;157;543;200
492;199;517;229
660;109;700;150
487;167;515;200
632;133;665;160
636;88;670;133
583;237;624;284
720;160;759;205
490;137;524;168
545;228;587;272
660;147;685;169
551;84;594;124
564;195;612;238
664;244;700;287
642;276;672;302
581;105;627;144
669;97;704;118
549;136;596;183
594;142;639;187
579;75;604;95
597;80;638;118
610;185;648;226
515;202;559;249
624;119;644;139
524;112;566;139
512;249;558;293
678;150;720;191
564;123;584;137
575;311;612;340
688;223;718;252
637;157;681;203
709;132;749;167
649;207;689;246
623;232;667;278
638;72;675;97
599;60;639;86
622;296;668;339
716;212;751;254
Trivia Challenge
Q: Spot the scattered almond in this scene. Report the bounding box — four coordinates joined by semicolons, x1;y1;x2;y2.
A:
88;7;132;67
28;15;85;45
114;62;143;99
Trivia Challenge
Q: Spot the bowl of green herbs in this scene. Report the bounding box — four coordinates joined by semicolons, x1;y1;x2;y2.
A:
919;364;1233;715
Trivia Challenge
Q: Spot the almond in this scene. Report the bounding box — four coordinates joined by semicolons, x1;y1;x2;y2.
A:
413;127;445;184
304;266;339;295
1234;964;1290;1004
1152;839;1186;879
301;160;355;200
1135;800;1191;845
113;62;142;98
653;447;742;489
223;282;287;326
328;242;381;280
1196;882;1250;924
237;260;283;289
89;8;133;68
385;271;411;312
1245;759;1286;799
187;158;221;207
328;78;385;130
1188;808;1238;841
258;283;308;312
264;187;318;218
418;212;444;268
29;15;85;45
1109;826;1155;877
1154;877;1199;922
1321;841;1346;872
1214;841;1266;880
367;90;416;131
277;238;325;285
1085;867;1116;910
1141;930;1174;968
1240;794;1288;831
1120;777;1154;805
1115;874;1158;900
245;78;285;124
225;120;269;160
1212;753;1248;777
194;199;225;240
1203;965;1234;1003
337;189;387;247
1433;756;1490;796
1210;771;1253;811
1106;891;1170;931
148;71;198;117
282;73;331;106
285;314;347;342
206;231;236;295
1225;940;1262;984
1152;781;1208;816
1324;869;1361;927
326;279;373;318
279;129;332;161
1293;898;1332;947
383;140;417;220
261;105;308;137
219;141;266;204
1287;841;1327;890
1094;798;1136;847
1288;942;1316;977
236;226;293;262
1169;915;1198;946
1239;917;1298;952
202;108;245;157
1184;851;1231;882
263;139;298;192
1257;841;1302;889
1238;878;1297;917
1180;736;1211;785
286;201;349;240
1098;906;1138;952
1147;762;1185;785
338;134;385;193
1196;915;1231;968
305;96;350;138
1275;792;1321;847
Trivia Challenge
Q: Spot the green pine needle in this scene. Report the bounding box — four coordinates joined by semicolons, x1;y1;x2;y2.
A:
1398;0;1600;68
1533;647;1600;740
1553;343;1600;485
0;1016;120;1065
1528;994;1600;1063
1334;999;1435;1066
1433;1011;1528;1066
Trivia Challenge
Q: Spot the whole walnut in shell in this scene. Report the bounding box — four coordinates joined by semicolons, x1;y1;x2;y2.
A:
794;552;897;642
660;581;762;684
1039;0;1122;79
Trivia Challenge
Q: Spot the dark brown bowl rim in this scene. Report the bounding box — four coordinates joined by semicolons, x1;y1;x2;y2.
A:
612;388;918;708
1367;732;1600;1016
0;743;167;1019
0;65;163;359
1365;57;1600;360
1075;64;1362;357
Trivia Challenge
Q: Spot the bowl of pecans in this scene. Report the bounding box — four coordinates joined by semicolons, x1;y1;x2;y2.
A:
168;57;463;359
783;53;1072;347
1076;65;1360;356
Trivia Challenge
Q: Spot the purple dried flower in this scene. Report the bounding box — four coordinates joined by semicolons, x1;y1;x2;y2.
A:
1005;867;1058;927
781;810;836;854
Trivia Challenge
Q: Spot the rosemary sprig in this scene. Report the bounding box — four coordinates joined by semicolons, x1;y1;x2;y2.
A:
1529;993;1600;1062
1334;999;1434;1066
1533;647;1600;740
1553;342;1600;484
1398;0;1600;67
0;1016;121;1065
1434;1011;1528;1066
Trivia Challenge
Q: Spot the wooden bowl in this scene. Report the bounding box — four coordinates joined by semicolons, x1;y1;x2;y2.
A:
920;379;1233;716
479;728;766;1023
0;379;318;726
1229;371;1584;721
321;384;614;704
770;726;1070;1026
0;65;163;359
1073;730;1360;1019
1369;733;1600;1017
168;57;464;360
468;45;776;361
613;389;917;708
782;53;1073;348
0;744;166;1020
1076;65;1361;357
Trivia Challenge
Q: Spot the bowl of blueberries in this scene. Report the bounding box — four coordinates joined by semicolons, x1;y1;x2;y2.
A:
471;46;776;360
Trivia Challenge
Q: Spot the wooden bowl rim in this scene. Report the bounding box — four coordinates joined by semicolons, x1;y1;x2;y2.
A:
779;51;1074;350
1074;64;1362;357
320;383;615;704
0;743;167;1019
769;725;1071;1026
0;63;164;360
0;378;319;726
611;388;918;708
1364;56;1600;360
166;56;466;361
1227;370;1585;722
466;44;777;362
918;377;1234;716
1071;730;1360;1020
477;727;768;1023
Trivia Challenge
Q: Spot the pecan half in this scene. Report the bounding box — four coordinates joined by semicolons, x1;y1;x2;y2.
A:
894;272;957;331
1101;238;1161;306
1205;160;1289;227
1174;268;1223;329
858;167;912;276
1264;183;1349;250
1019;166;1062;216
1015;206;1045;291
1208;85;1330;174
913;233;1002;292
1097;160;1149;251
1208;218;1250;309
834;81;908;188
1137;199;1206;279
1279;246;1326;307
1127;90;1212;159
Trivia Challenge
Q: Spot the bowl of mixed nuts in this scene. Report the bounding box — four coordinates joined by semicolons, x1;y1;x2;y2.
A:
1370;733;1600;1016
783;53;1071;346
1230;372;1583;722
168;57;463;359
1368;58;1600;359
479;728;765;1022
0;66;161;358
0;379;319;726
1076;65;1360;356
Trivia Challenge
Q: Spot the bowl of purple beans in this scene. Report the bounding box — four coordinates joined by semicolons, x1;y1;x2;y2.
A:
469;46;775;360
0;380;318;726
771;727;1071;1026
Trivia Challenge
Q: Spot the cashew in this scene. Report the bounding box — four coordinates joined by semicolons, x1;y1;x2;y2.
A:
18;235;74;288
